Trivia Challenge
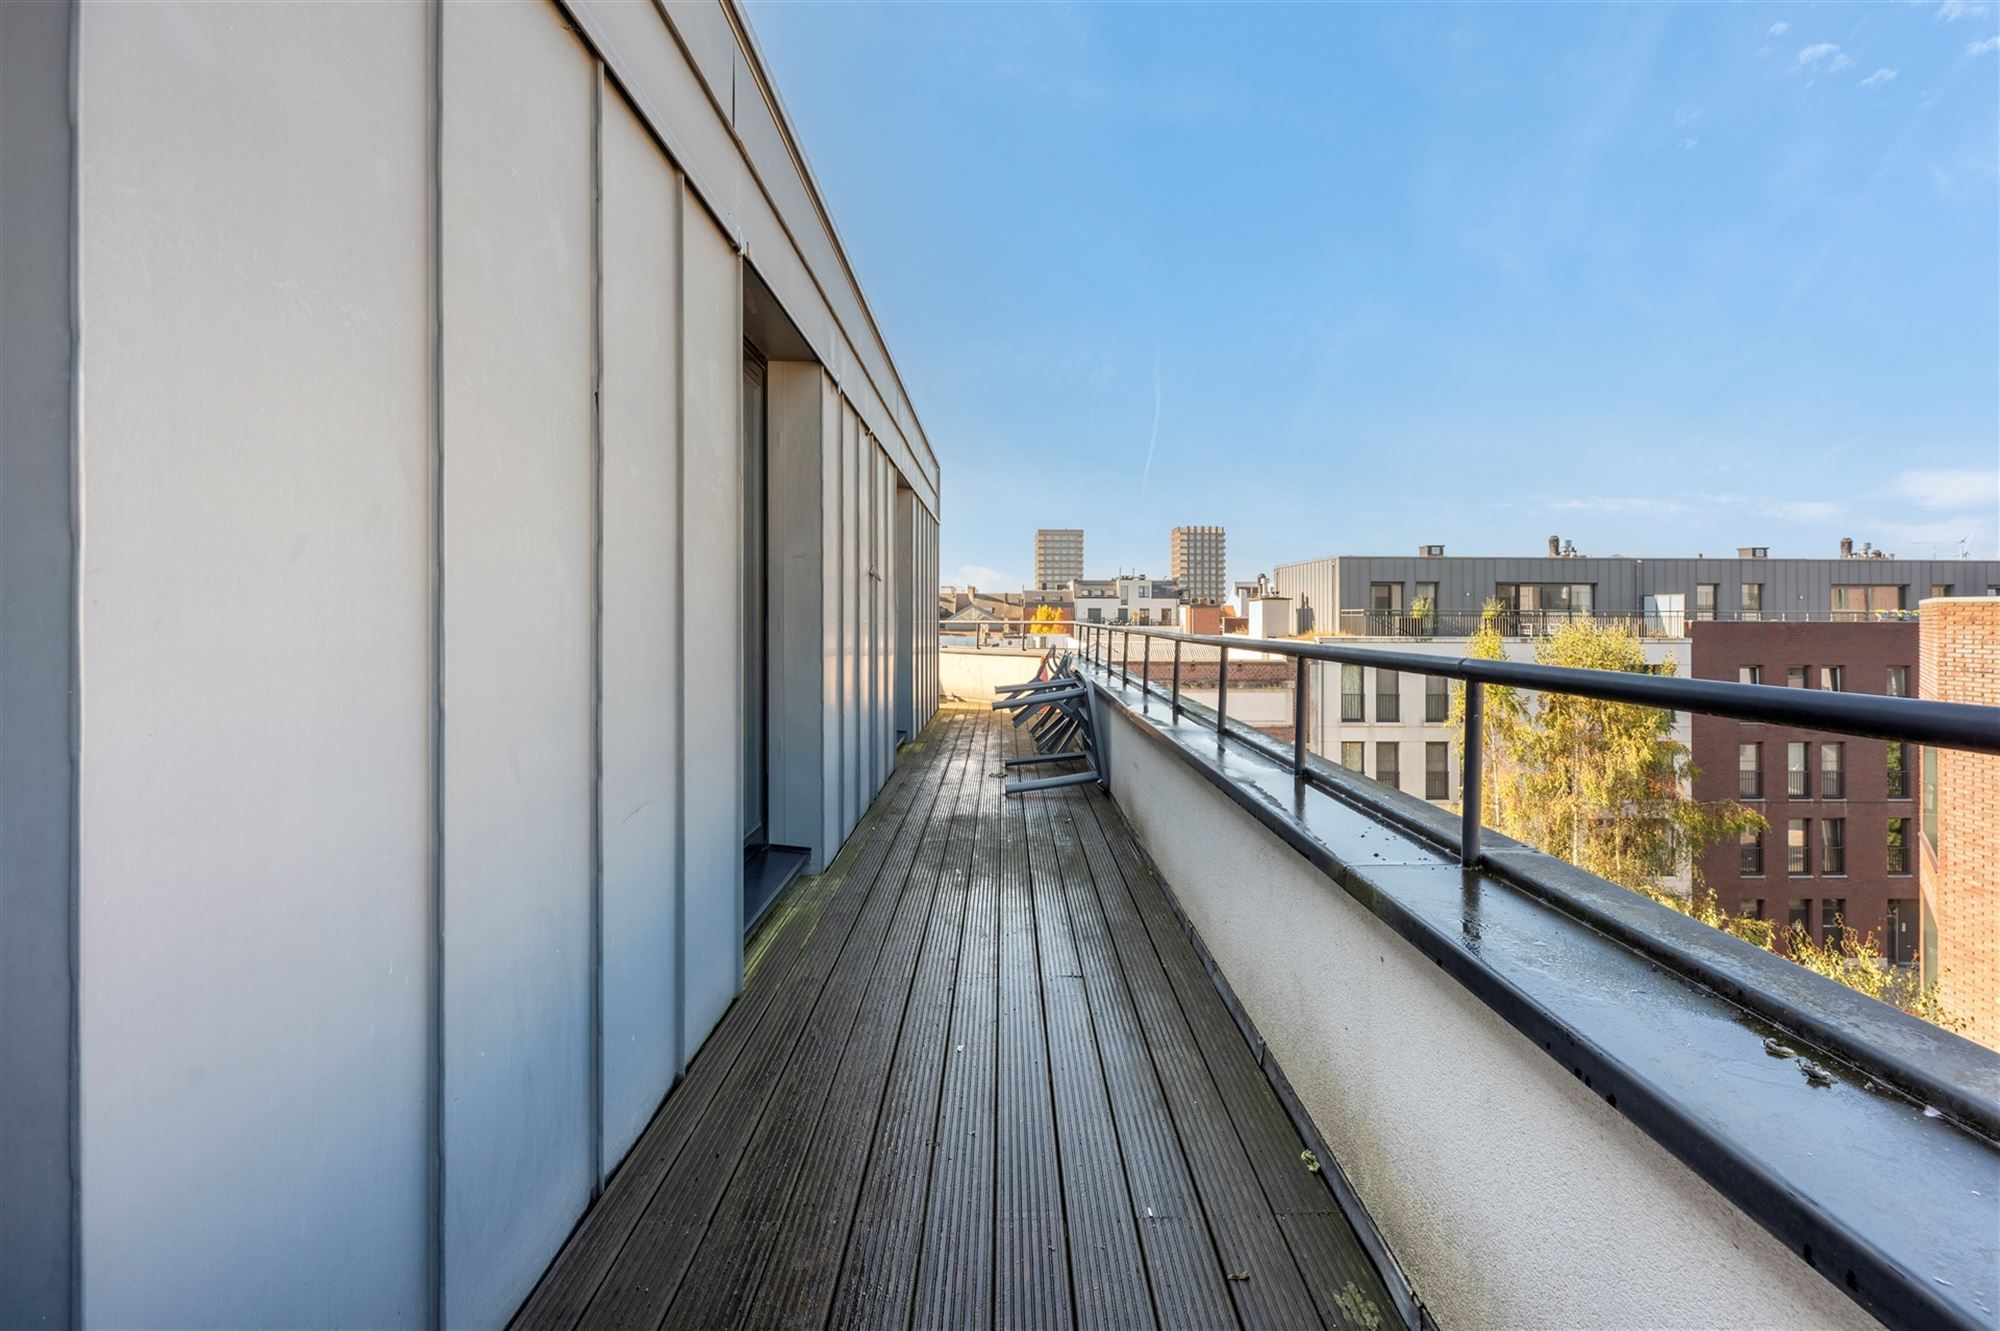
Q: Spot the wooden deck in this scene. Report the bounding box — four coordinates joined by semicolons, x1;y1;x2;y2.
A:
511;705;1398;1331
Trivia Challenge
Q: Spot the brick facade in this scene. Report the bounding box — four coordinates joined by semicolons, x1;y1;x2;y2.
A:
1918;599;2000;1050
1691;622;1921;958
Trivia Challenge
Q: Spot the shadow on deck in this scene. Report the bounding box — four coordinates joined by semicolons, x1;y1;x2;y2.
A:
511;705;1399;1331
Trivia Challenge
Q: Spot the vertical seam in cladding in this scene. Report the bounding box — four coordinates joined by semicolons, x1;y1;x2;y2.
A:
425;0;446;1324
66;0;85;1319
672;173;688;1078
734;254;746;966
588;60;607;1195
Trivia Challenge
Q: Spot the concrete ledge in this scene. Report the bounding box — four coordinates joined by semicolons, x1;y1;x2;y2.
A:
1089;674;1997;1331
938;646;1049;702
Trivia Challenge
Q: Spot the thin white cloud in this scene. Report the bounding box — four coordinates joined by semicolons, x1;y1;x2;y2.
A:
1534;493;1850;524
1757;500;1847;523
1894;467;2000;509
954;563;1022;591
1768;20;1791;35
1938;0;1987;20
1544;496;1692;517
1674;105;1701;127
1859;67;1900;86
1679;136;1700;150
1969;34;2000;51
1796;42;1856;71
1139;357;1162;497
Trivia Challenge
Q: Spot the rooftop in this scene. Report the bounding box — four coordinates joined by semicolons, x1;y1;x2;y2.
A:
512;706;1405;1331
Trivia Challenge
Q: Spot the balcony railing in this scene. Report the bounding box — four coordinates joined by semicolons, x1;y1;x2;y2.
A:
1074;620;2000;1331
1327;607;1921;638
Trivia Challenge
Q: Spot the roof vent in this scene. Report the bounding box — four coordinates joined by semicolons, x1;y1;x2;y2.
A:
1418;544;1445;557
1738;546;1769;559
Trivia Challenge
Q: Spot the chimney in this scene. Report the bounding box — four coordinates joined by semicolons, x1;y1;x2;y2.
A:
1548;535;1562;557
1839;537;1854;558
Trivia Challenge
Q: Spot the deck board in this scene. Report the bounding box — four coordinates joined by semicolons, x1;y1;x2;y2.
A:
511;704;1402;1331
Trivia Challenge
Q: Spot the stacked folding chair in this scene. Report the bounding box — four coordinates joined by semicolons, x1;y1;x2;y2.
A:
989;650;1107;796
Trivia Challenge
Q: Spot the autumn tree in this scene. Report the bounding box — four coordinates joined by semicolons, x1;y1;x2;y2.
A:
1028;603;1066;635
1450;602;1953;1026
1450;604;1761;893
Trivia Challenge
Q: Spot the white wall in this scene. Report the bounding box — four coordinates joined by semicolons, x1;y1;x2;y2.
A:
597;81;685;1176
437;6;597;1323
77;5;433;1324
1099;703;1877;1331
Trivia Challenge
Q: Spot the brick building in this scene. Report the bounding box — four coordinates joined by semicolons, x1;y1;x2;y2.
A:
1691;621;1921;960
1918;598;2000;1050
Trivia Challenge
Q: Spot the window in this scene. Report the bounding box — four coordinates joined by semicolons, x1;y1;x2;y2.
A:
1886;818;1911;876
1821;898;1846;942
1425;742;1449;799
1370;582;1403;632
1930;584;1952;600
1340;664;1364;722
1741;583;1763;620
1886;665;1909;697
1887;742;1911;799
1831;585;1904;620
1376;669;1401;722
1695;583;1718;621
1787;820;1810;875
1887;899;1916;966
1340;741;1364;771
1820;743;1844;799
1738;743;1763;799
1738;665;1761;686
1375;742;1400;791
1787;666;1809;688
1740;830;1764;876
1740;898;1765;920
1415;581;1439;631
1425;674;1449;723
1821;819;1846;875
1787;742;1809;798
1787;897;1811;934
1922;746;1938;851
1821;665;1844;692
1086;607;1103;623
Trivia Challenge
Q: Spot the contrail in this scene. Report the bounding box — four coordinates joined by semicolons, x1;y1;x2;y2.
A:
1140;357;1161;497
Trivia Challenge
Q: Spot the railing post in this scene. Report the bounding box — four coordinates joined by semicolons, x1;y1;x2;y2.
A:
1142;633;1152;705
1216;643;1230;738
1121;629;1130;687
1293;654;1308;778
1461;679;1484;868
1171;639;1182;719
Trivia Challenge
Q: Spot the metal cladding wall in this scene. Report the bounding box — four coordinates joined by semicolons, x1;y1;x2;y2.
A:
13;2;943;1329
1277;553;2000;627
75;5;435;1326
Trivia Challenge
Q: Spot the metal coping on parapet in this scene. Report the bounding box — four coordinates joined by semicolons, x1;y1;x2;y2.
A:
1061;620;2000;1135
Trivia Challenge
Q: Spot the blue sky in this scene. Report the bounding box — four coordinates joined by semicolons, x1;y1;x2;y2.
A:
746;1;2000;590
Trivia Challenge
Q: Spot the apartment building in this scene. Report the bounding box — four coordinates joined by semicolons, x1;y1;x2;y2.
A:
1170;525;1228;605
1073;575;1182;626
1691;622;1920;958
1034;527;1085;590
1274;542;2000;638
1919;598;2000;1049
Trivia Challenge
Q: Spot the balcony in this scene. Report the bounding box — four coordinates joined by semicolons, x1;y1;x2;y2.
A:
512;704;1409;1331
515;633;2000;1331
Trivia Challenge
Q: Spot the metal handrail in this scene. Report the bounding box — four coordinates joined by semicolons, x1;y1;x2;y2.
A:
1076;622;2000;869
